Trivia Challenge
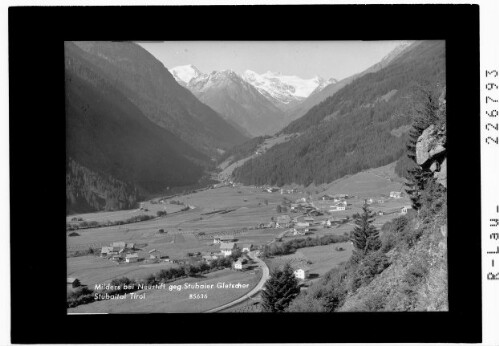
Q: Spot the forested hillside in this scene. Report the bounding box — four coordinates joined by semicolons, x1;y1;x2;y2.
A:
66;44;209;213
66;159;139;214
232;41;445;186
286;87;448;312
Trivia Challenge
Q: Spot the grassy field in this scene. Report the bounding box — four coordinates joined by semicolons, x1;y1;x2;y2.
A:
67;268;262;313
265;242;353;284
67;256;179;287
66;200;184;224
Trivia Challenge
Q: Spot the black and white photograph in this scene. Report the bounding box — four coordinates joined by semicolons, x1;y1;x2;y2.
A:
7;3;489;344
65;40;448;314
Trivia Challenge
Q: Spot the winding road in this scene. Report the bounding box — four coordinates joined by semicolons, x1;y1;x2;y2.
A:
205;251;269;313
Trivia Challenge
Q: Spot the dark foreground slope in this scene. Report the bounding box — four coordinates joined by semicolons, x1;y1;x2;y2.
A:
68;42;248;155
66;46;208;213
232;41;445;186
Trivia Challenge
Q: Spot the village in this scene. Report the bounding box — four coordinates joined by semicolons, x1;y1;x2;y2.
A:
67;163;413;312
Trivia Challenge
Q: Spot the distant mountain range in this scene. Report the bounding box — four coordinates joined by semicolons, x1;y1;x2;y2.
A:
169;42;412;137
170;65;337;136
170;66;286;137
241;70;337;111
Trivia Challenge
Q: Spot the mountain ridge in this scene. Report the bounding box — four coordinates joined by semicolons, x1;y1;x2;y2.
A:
70;41;248;156
169;66;288;137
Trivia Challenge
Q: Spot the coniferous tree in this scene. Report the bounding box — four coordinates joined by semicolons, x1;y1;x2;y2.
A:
261;262;300;312
351;201;381;255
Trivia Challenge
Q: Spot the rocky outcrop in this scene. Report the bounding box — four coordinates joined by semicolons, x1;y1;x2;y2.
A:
416;123;446;167
415;91;447;188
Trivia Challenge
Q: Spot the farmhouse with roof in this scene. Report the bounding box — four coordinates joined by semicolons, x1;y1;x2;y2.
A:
401;205;413;215
291;265;310;280
220;242;237;257
125;253;139;263
292;228;309;236
329;204;346;212
241;244;253;253
390;191;402;198
100;246;114;257
233;259;243;270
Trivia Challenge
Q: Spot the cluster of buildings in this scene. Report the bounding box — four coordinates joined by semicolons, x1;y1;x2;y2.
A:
100;242;138;263
290;199;323;216
261;186;300;194
311;198;347;213
209;235;255;260
100;242;171;264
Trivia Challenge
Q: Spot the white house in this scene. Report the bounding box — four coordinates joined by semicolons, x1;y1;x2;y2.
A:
125;253;139;263
366;198;374;204
220;242;236;257
241;244;253;253
390;191;402;199
330;204;346;212
234;260;243;270
401;206;413;215
293;268;308;280
293;228;308;236
295;222;310;228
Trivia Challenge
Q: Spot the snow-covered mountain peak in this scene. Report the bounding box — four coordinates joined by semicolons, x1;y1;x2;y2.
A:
241;70;337;109
169;64;203;85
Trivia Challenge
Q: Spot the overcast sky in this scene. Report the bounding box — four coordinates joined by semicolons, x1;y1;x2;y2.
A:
137;41;404;81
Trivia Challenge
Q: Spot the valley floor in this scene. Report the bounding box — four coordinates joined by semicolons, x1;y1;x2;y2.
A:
67;163;410;313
